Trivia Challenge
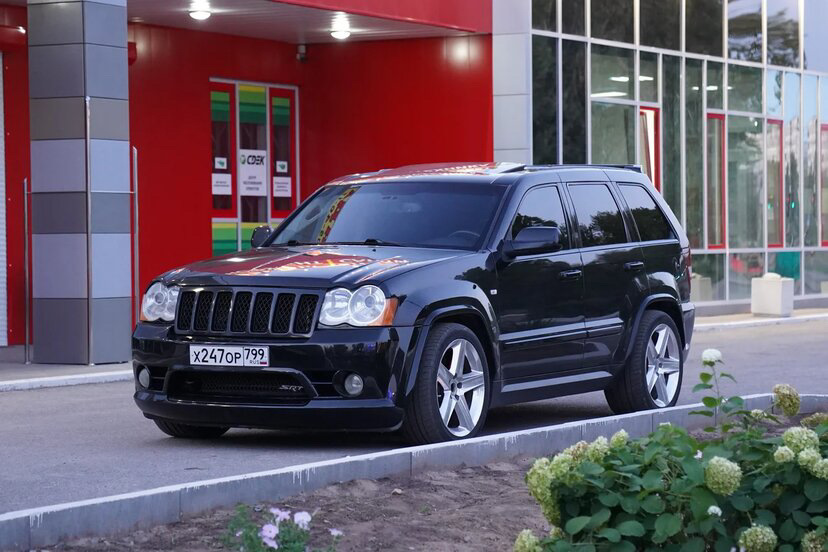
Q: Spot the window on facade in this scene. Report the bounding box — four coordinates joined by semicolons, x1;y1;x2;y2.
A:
562;0;585;35
568;184;628;247
511;186;570;249
591;0;633;43
619;185;675;241
728;65;762;113
767;70;783;117
804;76;819;246
562;40;586;163
211;88;233;211
822;79;828;246
804;252;828;294
686;0;723;56
532;0;556;30
707;61;724;110
728;0;762;61
640;0;679;50
685;59;704;248
691;254;726;301
532;35;557;164
640;52;658;103
271;93;292;214
662;55;682;220
784;72;801;247
592;103;635;164
707;114;726;248
729;252;764;299
769;252;802;293
590;45;634;99
728;116;764;248
804;0;828;72
238;85;268;225
767;120;784;247
767;0;799;67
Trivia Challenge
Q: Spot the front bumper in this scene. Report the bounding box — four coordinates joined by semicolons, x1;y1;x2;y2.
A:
132;323;419;431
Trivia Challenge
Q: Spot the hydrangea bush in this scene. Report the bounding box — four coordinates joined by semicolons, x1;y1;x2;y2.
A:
516;350;828;552
225;505;341;552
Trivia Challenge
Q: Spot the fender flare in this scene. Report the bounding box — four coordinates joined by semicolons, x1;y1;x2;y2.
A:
621;293;685;364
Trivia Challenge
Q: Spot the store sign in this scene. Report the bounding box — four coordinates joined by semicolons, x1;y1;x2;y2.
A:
273;176;292;198
238;149;268;196
214;157;227;170
276;160;289;173
211;173;231;195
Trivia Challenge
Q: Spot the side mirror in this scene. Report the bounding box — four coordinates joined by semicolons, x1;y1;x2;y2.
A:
250;225;273;248
504;226;562;258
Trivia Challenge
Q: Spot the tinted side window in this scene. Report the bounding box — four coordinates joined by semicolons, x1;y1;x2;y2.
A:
619;184;676;242
568;184;628;247
510;186;570;250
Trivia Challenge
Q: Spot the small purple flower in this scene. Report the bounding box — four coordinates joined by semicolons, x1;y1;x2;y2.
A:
262;536;279;549
270;508;291;523
330;528;344;538
260;523;279;539
293;511;312;530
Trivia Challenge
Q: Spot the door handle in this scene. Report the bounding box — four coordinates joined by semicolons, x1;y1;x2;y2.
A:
559;269;583;280
624;261;645;272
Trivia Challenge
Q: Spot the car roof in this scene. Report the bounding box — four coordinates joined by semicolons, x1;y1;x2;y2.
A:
326;162;646;186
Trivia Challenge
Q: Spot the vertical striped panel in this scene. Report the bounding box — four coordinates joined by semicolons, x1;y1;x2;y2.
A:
211;222;238;257
0;52;8;347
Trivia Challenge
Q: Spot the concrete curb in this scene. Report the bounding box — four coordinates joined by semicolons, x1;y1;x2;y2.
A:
2;393;826;551
695;312;828;333
0;370;132;392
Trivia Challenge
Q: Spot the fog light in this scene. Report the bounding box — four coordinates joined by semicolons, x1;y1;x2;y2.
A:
344;373;364;396
137;367;151;389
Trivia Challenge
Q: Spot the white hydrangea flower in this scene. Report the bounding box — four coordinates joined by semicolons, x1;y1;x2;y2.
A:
514;529;542;552
705;456;742;496
783;426;820;453
707;505;722;517
773;446;795;463
610;429;629;449
798;448;821;470
738;524;777;552
701;348;723;365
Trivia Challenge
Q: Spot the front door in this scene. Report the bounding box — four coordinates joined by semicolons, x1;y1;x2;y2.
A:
565;182;648;368
496;185;585;380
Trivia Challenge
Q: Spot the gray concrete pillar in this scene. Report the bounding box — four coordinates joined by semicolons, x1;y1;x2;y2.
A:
28;0;131;364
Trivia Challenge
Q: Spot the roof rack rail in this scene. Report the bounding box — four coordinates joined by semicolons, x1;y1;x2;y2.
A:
523;164;643;173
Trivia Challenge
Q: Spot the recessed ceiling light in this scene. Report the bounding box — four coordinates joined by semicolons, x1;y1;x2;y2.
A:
331;12;351;39
331;30;351;39
189;10;211;20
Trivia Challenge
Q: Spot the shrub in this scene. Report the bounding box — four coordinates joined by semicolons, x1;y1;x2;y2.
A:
517;350;828;551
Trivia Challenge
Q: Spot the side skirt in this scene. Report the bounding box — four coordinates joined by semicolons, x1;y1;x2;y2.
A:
490;367;620;408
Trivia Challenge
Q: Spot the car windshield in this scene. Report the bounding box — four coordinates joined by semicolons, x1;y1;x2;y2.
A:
269;181;506;250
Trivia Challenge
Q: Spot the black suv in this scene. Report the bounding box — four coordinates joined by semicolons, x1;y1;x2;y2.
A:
133;163;694;444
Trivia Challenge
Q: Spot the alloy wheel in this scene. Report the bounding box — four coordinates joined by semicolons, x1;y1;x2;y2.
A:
645;323;681;407
435;338;486;437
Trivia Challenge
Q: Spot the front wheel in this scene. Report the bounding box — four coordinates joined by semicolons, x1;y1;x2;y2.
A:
153;419;230;439
402;323;491;444
605;310;683;414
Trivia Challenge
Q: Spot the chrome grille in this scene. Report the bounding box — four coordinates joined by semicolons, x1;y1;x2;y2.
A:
175;288;321;337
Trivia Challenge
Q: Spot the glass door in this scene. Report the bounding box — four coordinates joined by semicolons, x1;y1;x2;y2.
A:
639;106;660;190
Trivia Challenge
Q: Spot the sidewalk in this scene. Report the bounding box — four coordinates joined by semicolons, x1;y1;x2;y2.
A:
694;307;828;331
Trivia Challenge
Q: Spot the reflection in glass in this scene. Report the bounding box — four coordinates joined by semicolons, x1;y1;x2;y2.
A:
532;0;556;30
784;72;800;247
767;0;799;67
590;45;634;99
686;0;723;56
639;108;659;189
562;0;585;35
804;76;819;246
706;61;723;110
729;252;765;299
804;0;828;72
728;65;762;113
591;0;633;43
211;90;233;211
591;103;635;164
768;252;802;294
532;36;557;164
640;0;679;50
767;70;783;117
707;115;725;248
691;254;726;302
663;56;682;220
686;60;704;248
271;95;291;213
728;116;764;248
239;85;268;223
568;184;629;247
728;0;762;61
767;120;783;247
640;52;658;103
804;252;828;294
562;40;587;163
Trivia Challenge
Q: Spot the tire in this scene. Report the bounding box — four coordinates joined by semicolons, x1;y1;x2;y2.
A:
401;323;491;445
605;310;683;414
153;419;230;439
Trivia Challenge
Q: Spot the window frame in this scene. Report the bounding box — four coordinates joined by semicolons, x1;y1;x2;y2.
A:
706;113;727;249
507;183;574;253
767;118;785;248
564;181;633;249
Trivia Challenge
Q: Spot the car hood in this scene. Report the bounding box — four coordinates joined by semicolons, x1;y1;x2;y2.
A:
162;245;470;289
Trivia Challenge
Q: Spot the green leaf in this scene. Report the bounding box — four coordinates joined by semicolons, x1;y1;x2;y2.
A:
616;520;645;537
620;496;640;514
654;513;682;538
689;487;717;521
564;516;591;535
753;476;772;492
689;409;714;417
681;537;706;552
807;500;828;513
644;443;661;463
780;491;807;514
586;507;611;530
806;480;828;502
597;528;622;543
693;383;713;392
580;461;605;476
642;470;664;490
755;509;776;527
730;495;754;512
719;372;737;382
778;545;794;552
714;536;735;552
702;397;719;408
682;458;704;485
598;492;620;507
699;372;712;383
812;515;828;527
793;510;811;527
609;541;636;552
642;495;665;514
779;518;797;541
725;396;744;407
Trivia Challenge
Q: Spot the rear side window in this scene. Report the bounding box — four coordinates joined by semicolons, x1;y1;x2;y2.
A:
510;186;570;250
568;183;628;247
619;184;676;242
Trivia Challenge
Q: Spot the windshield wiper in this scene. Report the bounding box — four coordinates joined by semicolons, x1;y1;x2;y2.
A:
326;238;403;247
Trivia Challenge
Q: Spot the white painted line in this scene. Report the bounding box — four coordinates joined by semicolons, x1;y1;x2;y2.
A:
0;370;133;392
695;313;828;332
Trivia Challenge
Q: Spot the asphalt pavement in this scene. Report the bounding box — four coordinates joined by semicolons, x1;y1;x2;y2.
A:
1;320;826;514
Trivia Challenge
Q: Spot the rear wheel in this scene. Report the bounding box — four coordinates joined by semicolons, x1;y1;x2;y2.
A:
605;310;683;414
153;419;230;439
402;323;490;444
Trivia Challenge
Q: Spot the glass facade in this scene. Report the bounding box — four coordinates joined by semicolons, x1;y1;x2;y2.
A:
530;0;828;303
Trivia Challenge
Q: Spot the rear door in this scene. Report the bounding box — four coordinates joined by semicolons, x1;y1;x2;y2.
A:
565;182;648;368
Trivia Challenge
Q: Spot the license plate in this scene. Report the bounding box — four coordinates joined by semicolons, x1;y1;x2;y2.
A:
189;345;269;367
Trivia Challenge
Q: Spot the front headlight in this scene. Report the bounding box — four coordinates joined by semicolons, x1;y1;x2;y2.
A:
319;285;397;327
140;282;180;322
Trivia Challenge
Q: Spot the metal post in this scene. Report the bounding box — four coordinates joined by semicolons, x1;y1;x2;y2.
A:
85;97;93;365
132;146;140;323
22;177;30;364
